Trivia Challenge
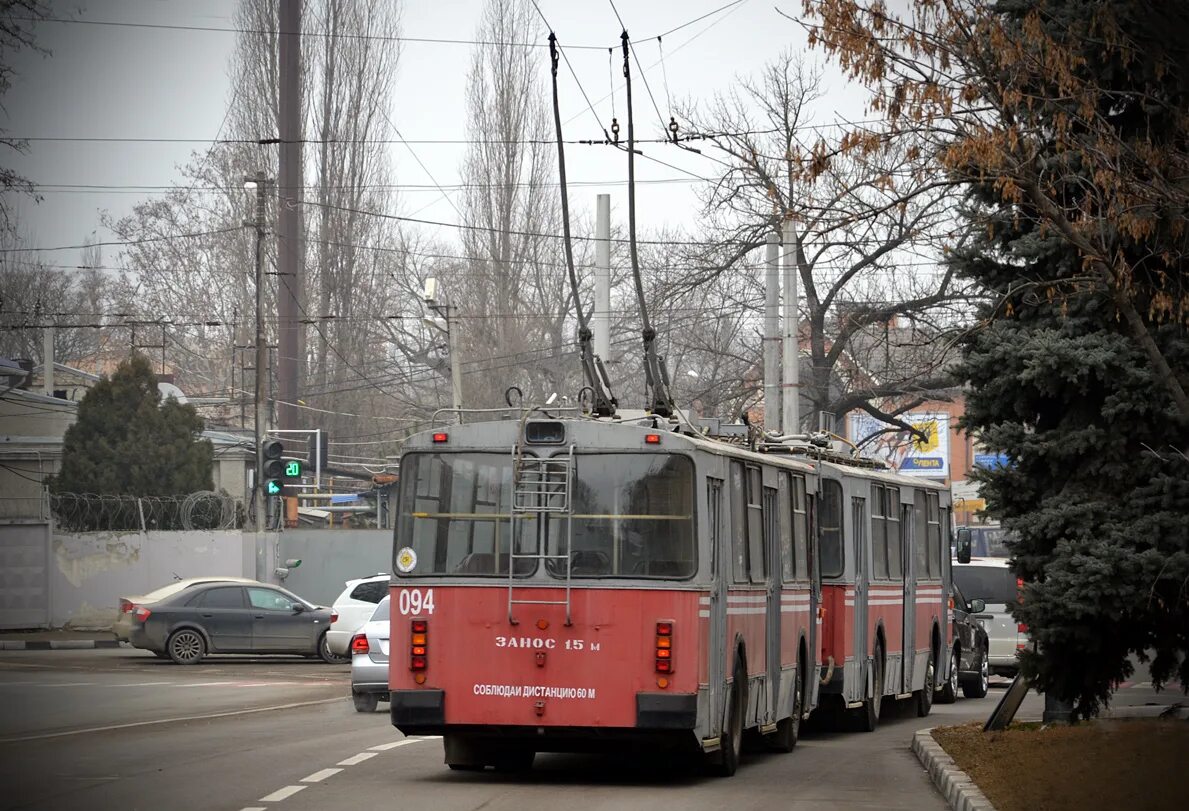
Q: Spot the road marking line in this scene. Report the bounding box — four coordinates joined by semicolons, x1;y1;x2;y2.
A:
301;768;342;783
0;697;342;743
370;739;420;751
259;785;306;802
337;752;378;766
119;682;174;687
239;807;266;811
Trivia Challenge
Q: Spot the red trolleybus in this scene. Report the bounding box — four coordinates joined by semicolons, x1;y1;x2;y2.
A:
388;414;953;773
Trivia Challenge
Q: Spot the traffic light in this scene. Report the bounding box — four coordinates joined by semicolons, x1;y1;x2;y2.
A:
262;438;285;496
307;431;329;471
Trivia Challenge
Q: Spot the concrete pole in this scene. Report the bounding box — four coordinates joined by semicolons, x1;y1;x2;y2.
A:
42;326;54;396
782;220;800;434
764;233;781;434
594;194;611;361
251;172;269;532
276;0;304;432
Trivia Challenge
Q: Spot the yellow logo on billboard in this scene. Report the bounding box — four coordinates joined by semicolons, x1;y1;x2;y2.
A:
912;419;939;453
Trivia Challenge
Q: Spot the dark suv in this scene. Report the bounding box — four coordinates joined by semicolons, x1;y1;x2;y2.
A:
937;582;990;702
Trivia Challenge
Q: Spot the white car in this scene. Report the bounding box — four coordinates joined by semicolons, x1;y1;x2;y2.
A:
326;574;389;656
951;557;1030;676
351;595;391;712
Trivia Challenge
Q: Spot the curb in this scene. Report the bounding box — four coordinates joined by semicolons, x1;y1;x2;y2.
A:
912;727;997;811
0;640;124;651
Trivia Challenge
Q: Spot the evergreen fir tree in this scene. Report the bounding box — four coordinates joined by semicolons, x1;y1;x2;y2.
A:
53;353;214;497
956;1;1189;717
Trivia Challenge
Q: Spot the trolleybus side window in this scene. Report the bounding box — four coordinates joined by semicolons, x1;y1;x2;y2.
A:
708;478;723;577
777;474;794;581
871;484;889;580
730;462;748;583
762;483;779;583
914;489;929;578
926;492;942;578
886;487;902;580
545;453;695;579
819;479;844;578
793;474;809;581
395;452;533;576
747;466;766;583
901;502;914;578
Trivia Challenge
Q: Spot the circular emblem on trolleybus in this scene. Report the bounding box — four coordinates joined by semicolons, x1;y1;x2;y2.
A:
396;547;417;573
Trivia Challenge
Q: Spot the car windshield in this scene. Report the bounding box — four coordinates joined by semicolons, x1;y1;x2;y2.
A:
370;596;390;621
952;565;1018;606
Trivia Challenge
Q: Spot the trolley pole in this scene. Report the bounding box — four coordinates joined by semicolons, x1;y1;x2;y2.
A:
764;232;782;434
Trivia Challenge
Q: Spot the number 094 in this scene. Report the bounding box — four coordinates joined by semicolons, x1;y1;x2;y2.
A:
398;588;435;616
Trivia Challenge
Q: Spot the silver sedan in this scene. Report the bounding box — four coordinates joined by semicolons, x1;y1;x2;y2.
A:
351;596;391;712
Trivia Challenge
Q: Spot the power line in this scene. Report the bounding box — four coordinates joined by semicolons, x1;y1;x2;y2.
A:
0;226;245;254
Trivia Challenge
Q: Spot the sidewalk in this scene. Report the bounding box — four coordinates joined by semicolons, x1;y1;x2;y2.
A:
0;629;122;650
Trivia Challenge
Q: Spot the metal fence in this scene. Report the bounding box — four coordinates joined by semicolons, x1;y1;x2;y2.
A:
49;492;243;532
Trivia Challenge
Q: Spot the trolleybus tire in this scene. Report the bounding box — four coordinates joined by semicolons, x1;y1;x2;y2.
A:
765;655;804;752
937;647;959;704
853;641;884;732
961;648;990;699
710;663;746;776
916;648;936;717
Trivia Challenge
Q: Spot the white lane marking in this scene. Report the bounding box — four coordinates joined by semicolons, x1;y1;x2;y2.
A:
0;697;341;743
118;681;174;687
338;751;378;766
0;681;98;688
239;807;266;811
259;785;306;802
301;768;342;783
370;739;419;751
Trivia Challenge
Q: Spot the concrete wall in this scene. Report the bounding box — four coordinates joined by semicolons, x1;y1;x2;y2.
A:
276;529;392;606
49;530;251;629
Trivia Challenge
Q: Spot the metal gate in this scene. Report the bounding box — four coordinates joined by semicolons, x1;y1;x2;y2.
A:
0;523;51;629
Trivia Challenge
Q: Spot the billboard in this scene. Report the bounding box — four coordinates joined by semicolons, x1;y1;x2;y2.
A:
848;411;950;478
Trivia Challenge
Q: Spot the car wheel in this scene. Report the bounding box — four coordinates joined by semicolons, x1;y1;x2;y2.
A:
318;632;349;664
962;647;990;699
167;629;206;665
937;647;959;704
353;692;379;713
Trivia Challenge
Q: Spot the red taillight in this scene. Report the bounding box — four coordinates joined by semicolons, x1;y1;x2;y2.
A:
655;620;674;674
432;432;448;444
645;433;661;444
1017;622;1028;634
410;619;428;672
351;634;370;654
132;606;151;622
119;599;134;614
330;611;339;624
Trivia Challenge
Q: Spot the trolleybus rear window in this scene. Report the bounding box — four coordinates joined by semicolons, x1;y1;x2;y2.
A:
395;453;536;576
545;453;695;579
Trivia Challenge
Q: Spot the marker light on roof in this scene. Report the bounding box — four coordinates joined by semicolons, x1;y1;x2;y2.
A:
432;432;448;443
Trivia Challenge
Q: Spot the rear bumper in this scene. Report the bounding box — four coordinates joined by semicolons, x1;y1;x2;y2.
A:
326;629;353;656
127;624;163;651
390;689;700;749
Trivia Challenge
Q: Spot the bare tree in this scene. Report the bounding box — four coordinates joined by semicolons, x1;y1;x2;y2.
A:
678;52;974;433
0;1;53;239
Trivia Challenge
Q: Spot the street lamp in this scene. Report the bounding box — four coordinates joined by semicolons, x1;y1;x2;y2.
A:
422;277;464;419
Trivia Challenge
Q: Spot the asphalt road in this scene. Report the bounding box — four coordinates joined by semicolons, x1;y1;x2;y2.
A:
0;650;1179;811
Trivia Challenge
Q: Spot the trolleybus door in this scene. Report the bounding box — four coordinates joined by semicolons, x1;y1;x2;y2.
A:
852;496;869;704
764;473;781;724
707;476;727;738
901;497;916;693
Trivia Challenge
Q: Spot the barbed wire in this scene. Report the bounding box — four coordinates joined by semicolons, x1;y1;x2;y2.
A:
49;492;242;532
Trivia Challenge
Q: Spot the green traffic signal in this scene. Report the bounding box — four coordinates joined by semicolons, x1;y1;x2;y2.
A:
265;480;283;496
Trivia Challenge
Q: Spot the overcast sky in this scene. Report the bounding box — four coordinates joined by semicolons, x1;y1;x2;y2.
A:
5;0;870;263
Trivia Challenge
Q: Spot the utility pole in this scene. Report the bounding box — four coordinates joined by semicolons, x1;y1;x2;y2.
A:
423;278;464;421
247;171;271;531
276;0;304;432
764;232;782;434
782;220;800;434
594;194;611;362
42;326;54;396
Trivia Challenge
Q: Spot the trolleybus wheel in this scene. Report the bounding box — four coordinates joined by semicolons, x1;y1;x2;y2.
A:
709;661;746;776
916;648;936;717
854;641;884;732
765;655;803;753
937;647;960;704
